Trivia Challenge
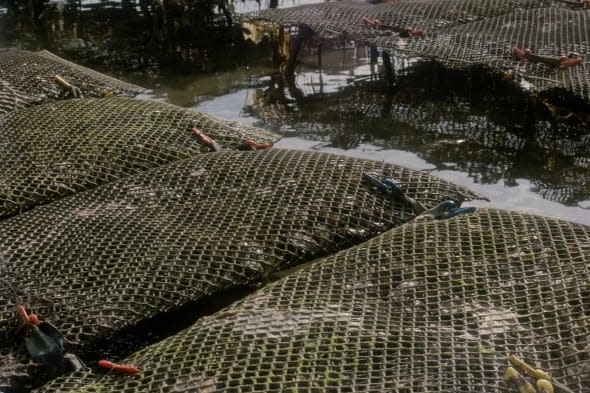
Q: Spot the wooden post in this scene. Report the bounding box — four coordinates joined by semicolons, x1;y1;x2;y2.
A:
381;50;395;91
285;28;304;74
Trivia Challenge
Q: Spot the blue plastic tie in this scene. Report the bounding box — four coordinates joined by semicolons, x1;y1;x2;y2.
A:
441;206;476;219
380;179;405;200
439;200;456;209
361;172;388;192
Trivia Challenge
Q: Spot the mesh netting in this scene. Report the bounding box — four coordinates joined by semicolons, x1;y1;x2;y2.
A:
0;149;479;389
36;208;590;393
0;96;279;219
0;149;478;348
377;7;590;101
240;1;590;101
243;0;549;42
0;49;144;115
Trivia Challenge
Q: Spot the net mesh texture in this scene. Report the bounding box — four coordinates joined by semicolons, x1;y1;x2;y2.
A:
248;0;549;40
0;96;279;219
0;149;480;390
241;0;590;101
0;49;144;115
378;6;590;101
36;207;590;392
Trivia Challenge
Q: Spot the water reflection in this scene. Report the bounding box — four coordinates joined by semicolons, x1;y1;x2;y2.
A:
145;47;590;224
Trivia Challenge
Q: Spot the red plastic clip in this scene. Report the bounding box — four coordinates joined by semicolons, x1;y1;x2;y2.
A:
191;127;222;151
245;139;271;150
17;305;40;325
512;47;528;60
560;56;583;69
362;17;383;28
191;127;216;146
97;359;140;374
403;27;423;36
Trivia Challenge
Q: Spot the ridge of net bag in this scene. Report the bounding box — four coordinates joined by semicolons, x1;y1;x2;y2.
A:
36;208;590;392
0;49;144;115
0;97;279;219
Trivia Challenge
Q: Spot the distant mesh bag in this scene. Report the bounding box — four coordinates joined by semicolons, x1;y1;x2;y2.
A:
0;149;479;353
241;0;550;43
241;2;590;101
376;7;590;100
0;49;144;115
0;97;279;219
37;208;590;393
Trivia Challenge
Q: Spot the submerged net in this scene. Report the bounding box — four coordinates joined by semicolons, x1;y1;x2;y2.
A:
0;97;279;219
0;49;144;115
0;149;478;351
38;208;590;393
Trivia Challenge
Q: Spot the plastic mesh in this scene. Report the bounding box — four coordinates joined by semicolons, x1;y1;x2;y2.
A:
243;0;549;42
0;149;478;351
241;1;590;100
0;97;279;219
0;49;144;115
37;208;590;393
377;7;590;101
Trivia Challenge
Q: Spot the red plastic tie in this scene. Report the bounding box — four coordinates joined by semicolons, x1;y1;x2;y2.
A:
512;47;526;60
191;127;216;147
17;305;40;325
97;359;140;374
362;17;383;28
245;139;271;150
560;57;582;69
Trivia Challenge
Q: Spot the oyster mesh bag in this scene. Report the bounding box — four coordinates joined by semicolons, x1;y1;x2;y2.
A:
0;149;479;354
243;0;549;42
241;1;590;101
38;208;590;392
0;97;279;218
378;6;590;101
0;49;144;114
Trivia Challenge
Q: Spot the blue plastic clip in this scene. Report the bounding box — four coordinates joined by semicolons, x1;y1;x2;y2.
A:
418;200;475;220
361;172;389;193
441;206;476;219
380;179;406;201
438;200;456;209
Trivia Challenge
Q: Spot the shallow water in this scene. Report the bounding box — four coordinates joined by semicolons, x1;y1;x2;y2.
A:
138;46;590;226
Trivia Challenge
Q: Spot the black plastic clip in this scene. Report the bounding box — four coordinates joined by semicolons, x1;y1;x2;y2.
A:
362;172;426;214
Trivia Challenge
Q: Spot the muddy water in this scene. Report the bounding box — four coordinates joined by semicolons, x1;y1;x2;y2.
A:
137;47;590;225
